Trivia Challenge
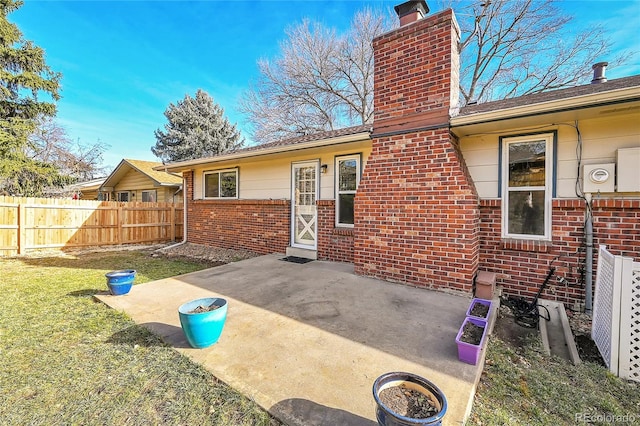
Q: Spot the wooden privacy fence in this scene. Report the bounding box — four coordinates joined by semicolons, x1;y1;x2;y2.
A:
0;196;184;256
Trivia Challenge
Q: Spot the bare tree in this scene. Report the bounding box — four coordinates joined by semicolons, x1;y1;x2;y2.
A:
239;8;393;143
241;1;632;142
27;116;109;181
451;0;629;103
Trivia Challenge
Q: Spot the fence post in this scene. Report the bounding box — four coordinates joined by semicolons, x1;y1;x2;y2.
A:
18;202;26;255
116;203;122;245
170;203;176;242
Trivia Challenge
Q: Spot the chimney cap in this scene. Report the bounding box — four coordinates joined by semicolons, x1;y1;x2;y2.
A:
394;1;429;19
591;61;608;84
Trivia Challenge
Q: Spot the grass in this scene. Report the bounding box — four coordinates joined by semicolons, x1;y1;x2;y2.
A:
4;248;639;425
0;250;280;426
468;332;640;425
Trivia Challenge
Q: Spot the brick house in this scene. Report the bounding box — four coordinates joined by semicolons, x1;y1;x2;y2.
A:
162;1;640;309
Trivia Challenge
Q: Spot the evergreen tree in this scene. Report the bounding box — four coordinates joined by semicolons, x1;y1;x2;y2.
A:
152;89;243;163
0;0;67;196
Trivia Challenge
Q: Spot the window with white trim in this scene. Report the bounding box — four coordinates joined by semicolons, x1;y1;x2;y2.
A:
141;190;156;202
116;191;130;202
335;154;361;227
501;133;554;240
203;168;238;199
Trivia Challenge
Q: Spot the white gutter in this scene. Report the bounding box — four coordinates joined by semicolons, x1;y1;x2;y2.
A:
159;175;187;251
451;85;640;127
158;131;371;173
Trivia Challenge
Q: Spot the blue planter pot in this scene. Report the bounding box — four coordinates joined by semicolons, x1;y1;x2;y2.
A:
178;297;228;349
373;372;447;426
105;269;136;295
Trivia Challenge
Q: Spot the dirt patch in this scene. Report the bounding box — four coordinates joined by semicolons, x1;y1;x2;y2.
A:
567;310;605;366
378;385;440;419
154;243;259;265
493;305;538;349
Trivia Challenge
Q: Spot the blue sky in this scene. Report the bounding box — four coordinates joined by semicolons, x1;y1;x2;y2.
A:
12;0;640;172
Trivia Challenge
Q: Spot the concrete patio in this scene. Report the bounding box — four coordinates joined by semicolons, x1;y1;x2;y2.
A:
96;254;488;425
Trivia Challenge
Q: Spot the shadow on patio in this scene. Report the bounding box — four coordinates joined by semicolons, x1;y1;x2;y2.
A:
96;254;484;425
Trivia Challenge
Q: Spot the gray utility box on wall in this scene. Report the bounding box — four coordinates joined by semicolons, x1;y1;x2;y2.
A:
617;147;640;193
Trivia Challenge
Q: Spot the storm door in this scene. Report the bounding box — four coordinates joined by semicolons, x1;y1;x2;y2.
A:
291;161;318;249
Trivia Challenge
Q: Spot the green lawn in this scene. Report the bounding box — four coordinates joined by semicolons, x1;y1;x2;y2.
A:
0;250;280;425
468;333;640;425
3;249;638;425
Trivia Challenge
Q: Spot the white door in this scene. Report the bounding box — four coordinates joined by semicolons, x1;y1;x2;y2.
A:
291;162;318;249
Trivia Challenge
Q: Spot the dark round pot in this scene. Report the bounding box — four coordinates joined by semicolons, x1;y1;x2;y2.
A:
373;372;447;426
178;297;228;349
105;269;136;295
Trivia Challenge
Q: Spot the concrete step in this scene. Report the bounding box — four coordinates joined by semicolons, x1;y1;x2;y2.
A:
538;299;581;365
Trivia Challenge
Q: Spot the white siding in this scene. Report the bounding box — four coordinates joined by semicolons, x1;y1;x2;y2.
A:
192;142;372;200
460;111;640;199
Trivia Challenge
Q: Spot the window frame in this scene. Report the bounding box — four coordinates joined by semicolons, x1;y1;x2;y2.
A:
141;190;157;202
202;168;239;199
116;191;130;202
500;132;555;241
334;153;361;228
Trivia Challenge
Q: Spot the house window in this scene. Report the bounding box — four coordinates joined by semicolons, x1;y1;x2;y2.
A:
501;133;554;240
141;190;156;202
116;191;130;202
335;154;361;227
203;168;238;199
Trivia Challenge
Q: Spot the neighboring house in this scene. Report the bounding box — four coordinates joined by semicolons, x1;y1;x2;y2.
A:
100;159;183;203
162;1;640;309
62;177;106;200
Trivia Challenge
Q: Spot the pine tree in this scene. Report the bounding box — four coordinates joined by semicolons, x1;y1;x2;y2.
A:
152;89;243;163
0;0;67;196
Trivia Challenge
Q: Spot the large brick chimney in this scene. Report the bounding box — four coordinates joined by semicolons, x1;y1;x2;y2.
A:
354;1;479;293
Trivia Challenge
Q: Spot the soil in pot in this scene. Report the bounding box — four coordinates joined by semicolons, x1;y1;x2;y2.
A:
460;321;485;345
378;384;440;419
188;303;222;314
469;303;489;318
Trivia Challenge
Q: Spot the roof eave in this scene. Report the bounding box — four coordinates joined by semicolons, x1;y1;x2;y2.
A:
158;130;372;173
450;86;640;128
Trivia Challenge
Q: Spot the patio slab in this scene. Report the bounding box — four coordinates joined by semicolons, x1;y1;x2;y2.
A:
96;254;486;425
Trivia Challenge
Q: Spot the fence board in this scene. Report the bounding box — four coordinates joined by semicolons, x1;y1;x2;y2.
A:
0;196;183;256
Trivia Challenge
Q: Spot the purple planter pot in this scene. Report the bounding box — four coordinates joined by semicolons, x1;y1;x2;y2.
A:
466;298;492;321
455;317;487;365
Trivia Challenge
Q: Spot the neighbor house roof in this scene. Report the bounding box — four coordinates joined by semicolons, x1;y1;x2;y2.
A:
102;159;183;190
161;124;373;173
66;177;107;192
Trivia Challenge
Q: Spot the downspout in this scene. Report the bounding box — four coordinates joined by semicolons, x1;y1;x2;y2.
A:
584;193;593;315
161;177;187;250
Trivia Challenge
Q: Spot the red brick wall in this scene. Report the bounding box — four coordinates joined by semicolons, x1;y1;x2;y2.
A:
372;9;459;135
354;9;478;292
354;129;480;292
317;200;354;263
183;171;290;254
478;198;640;307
